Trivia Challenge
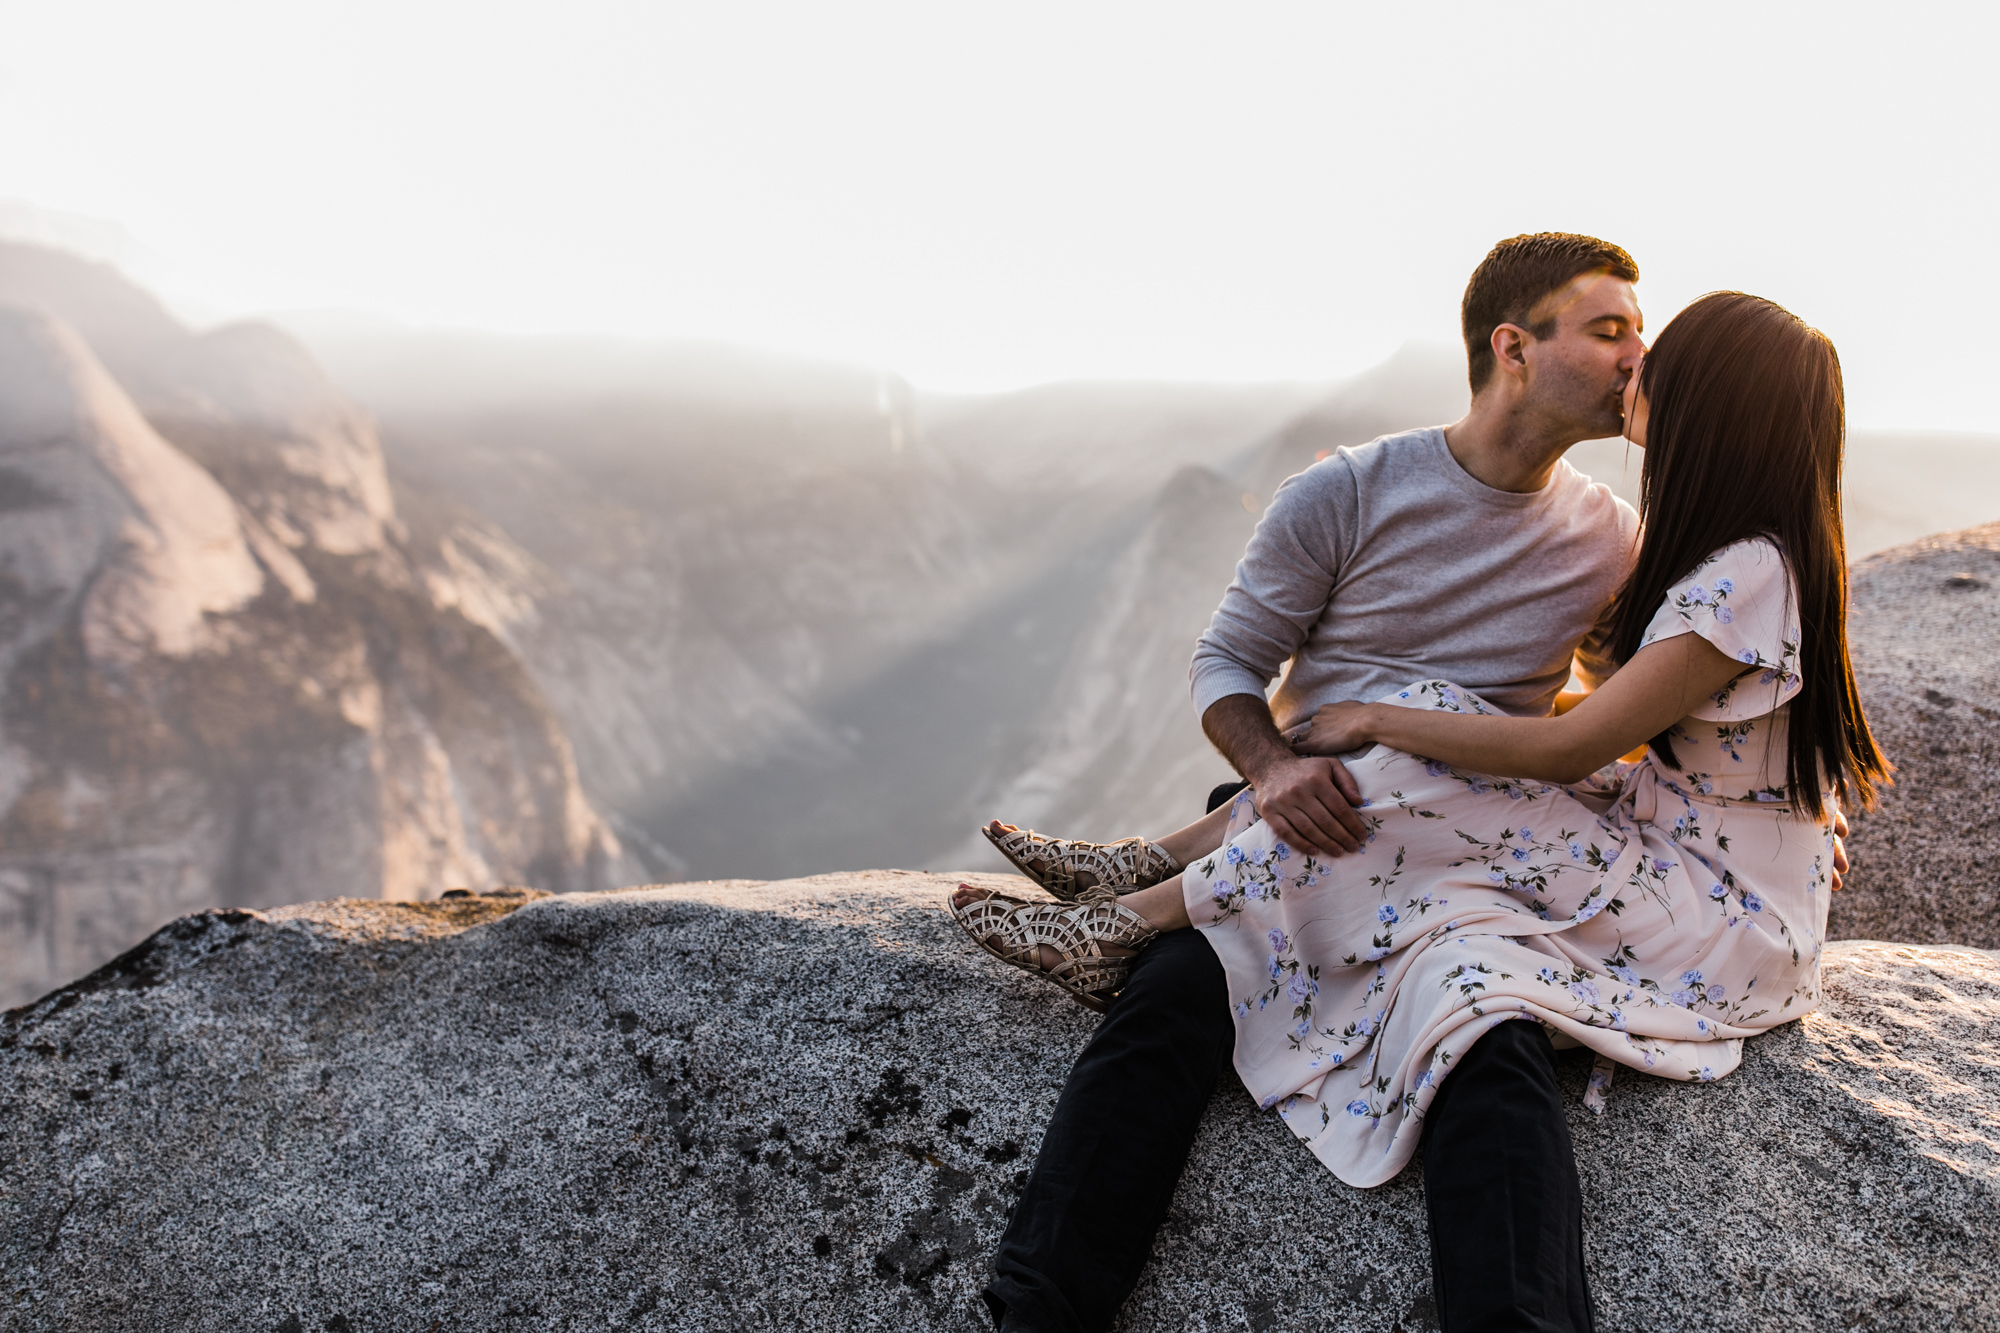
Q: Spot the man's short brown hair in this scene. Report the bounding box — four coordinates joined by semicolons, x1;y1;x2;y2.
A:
1461;233;1639;392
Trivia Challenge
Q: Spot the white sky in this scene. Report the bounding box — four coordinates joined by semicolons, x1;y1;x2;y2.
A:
0;1;1995;424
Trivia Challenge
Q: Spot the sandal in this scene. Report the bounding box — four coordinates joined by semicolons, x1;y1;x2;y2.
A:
981;823;1180;901
948;885;1161;1013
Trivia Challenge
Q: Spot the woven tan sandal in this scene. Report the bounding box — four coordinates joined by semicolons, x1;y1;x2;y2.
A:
981;823;1180;901
948;885;1161;1013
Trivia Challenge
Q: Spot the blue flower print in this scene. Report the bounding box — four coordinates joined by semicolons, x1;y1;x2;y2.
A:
1688;584;1707;601
1698;1066;1717;1082
1188;557;1810;1166
1212;881;1232;903
1738;648;1759;665
1226;845;1246;866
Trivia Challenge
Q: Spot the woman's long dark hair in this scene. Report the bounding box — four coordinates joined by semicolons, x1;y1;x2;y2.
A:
1606;291;1889;819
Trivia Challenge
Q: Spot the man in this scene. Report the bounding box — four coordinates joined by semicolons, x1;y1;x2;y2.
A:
984;233;1646;1333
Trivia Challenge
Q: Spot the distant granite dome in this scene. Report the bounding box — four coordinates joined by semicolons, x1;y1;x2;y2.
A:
0;271;640;1007
0;307;265;662
3;872;1995;1331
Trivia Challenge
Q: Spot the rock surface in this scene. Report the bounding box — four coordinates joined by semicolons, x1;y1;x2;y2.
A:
1833;522;2000;948
5;872;1997;1332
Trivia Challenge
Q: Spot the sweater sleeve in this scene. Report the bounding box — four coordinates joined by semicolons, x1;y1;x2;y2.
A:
1188;460;1357;720
1570;495;1641;691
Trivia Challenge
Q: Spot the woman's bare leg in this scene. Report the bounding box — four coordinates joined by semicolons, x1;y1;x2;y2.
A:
1153;803;1232;867
1116;877;1192;933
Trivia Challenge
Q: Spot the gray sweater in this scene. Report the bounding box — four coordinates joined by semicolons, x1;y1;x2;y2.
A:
1190;425;1639;728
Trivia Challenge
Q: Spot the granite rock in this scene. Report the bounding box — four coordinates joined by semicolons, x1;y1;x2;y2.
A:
1834;522;2000;948
4;872;1997;1332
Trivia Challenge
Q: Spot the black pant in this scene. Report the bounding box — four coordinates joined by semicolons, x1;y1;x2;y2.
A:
984;933;1593;1333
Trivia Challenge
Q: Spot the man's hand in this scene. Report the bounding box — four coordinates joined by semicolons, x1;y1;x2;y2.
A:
1832;805;1850;891
1202;694;1373;858
1249;752;1371;857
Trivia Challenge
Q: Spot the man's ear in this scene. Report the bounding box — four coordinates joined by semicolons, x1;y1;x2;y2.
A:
1489;323;1532;384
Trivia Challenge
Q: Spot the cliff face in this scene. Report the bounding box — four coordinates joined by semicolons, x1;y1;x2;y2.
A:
2;874;1995;1331
369;363;1331;879
0;252;639;1007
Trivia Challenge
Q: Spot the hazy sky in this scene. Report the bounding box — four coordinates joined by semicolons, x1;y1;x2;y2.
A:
0;2;1995;425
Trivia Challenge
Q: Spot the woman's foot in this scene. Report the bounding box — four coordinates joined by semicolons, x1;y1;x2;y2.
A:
947;883;1160;1012
982;821;1180;900
949;883;1129;968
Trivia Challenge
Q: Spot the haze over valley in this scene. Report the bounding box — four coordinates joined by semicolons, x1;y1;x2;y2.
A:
1;240;1996;1006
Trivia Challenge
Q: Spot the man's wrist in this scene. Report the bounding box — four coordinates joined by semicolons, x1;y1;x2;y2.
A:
1242;743;1300;789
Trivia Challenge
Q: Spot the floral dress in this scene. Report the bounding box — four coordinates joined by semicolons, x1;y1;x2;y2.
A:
1185;538;1834;1188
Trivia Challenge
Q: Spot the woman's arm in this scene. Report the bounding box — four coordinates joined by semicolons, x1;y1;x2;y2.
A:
1297;633;1747;784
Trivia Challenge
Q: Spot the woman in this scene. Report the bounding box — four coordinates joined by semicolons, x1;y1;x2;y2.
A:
951;290;1888;1188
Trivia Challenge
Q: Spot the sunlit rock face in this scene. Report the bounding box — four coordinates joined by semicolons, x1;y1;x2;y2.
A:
3;875;1994;1330
0;247;639;1007
0;310;265;664
1834;522;2000;948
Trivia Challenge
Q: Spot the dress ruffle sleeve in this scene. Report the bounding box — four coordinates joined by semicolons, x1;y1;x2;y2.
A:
1639;538;1802;721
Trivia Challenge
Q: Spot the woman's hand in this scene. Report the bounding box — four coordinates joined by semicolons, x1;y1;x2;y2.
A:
1290;701;1377;756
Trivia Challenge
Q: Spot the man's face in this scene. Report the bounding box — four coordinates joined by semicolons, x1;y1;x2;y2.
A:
1518;271;1645;440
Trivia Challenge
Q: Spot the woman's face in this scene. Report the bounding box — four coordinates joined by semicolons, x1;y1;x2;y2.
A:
1622;358;1649;448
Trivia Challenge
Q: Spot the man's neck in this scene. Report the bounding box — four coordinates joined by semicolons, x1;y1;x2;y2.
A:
1441;395;1582;494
